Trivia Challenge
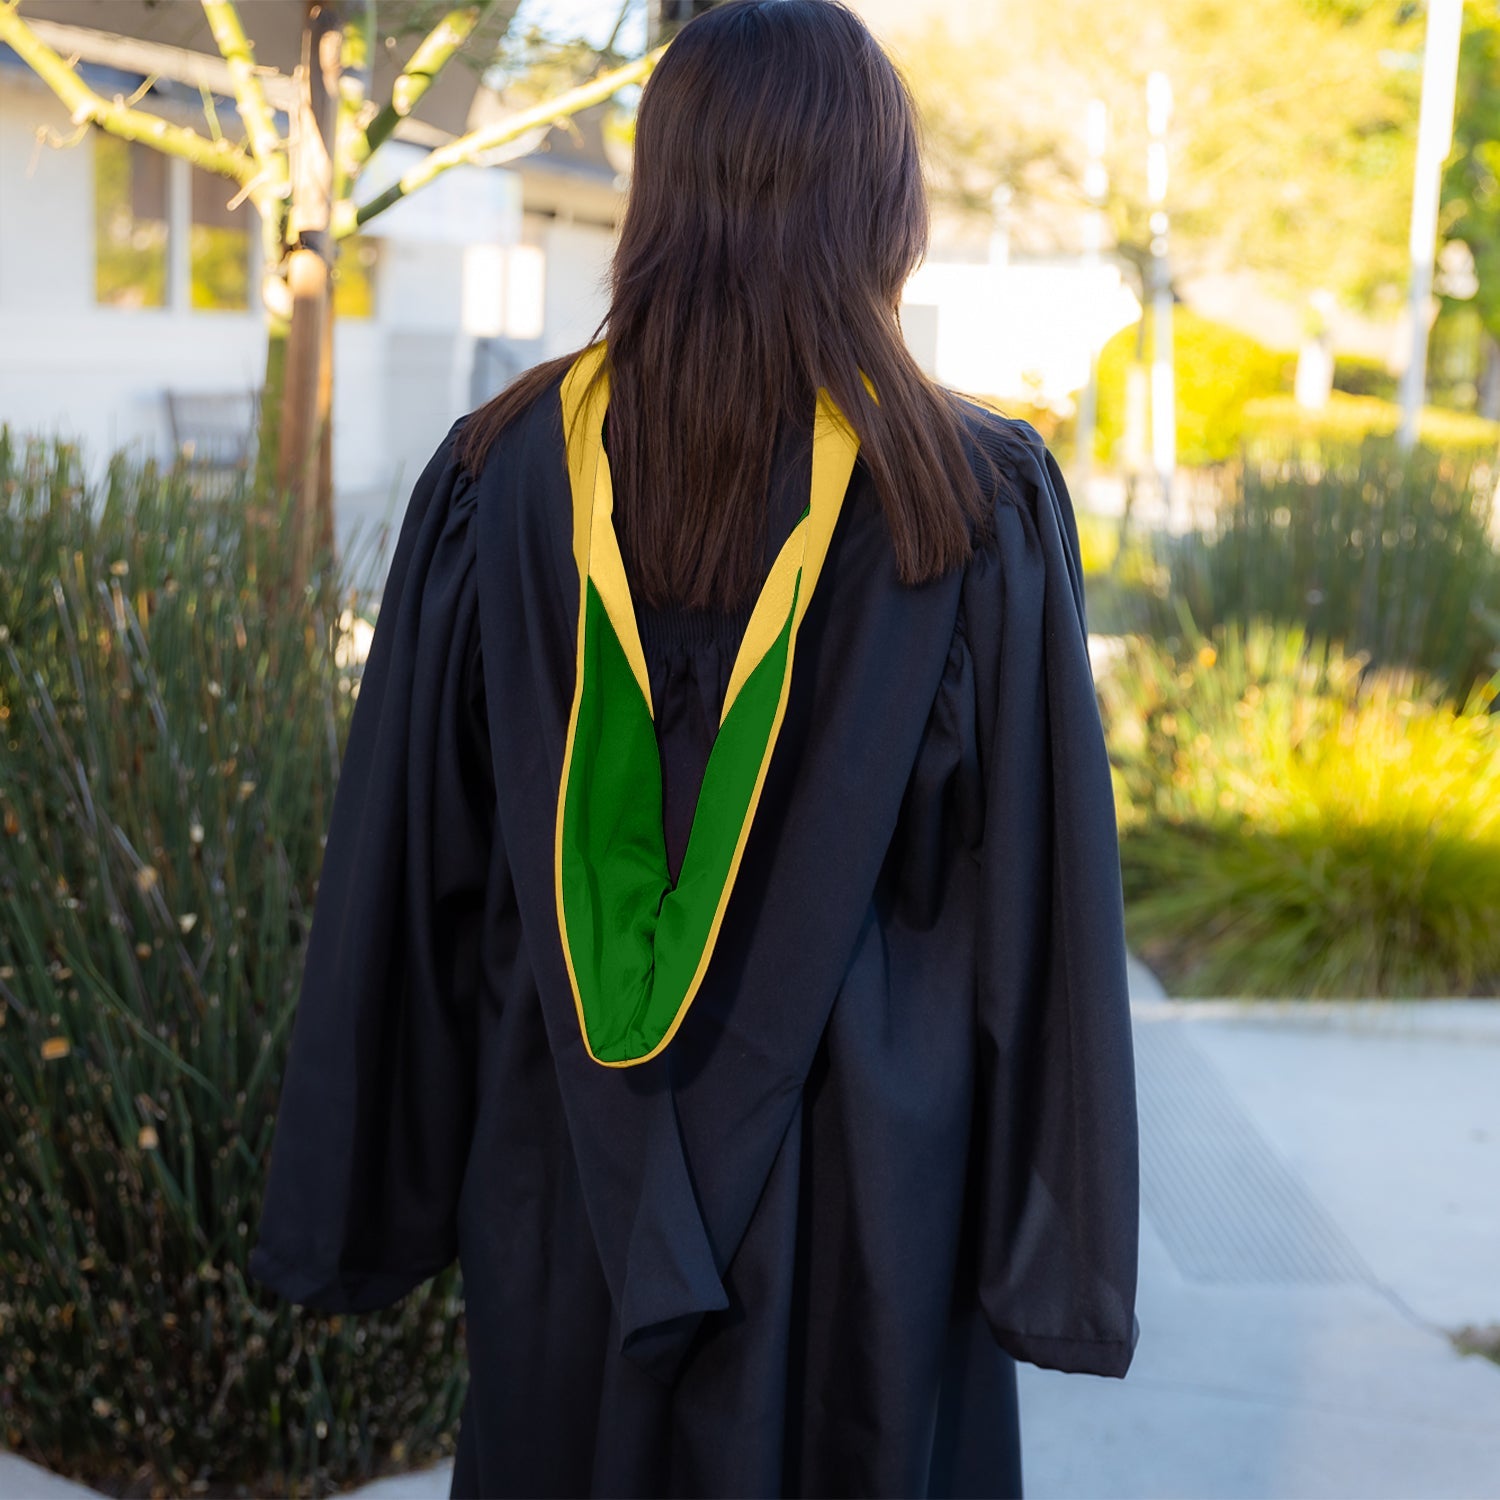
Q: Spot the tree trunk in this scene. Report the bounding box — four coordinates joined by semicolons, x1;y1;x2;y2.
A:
277;246;331;597
1114;292;1150;568
276;1;340;600
314;271;336;623
256;318;287;503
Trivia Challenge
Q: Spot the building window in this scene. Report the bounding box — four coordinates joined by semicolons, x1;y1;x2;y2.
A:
333;237;379;320
94;131;254;312
190;164;252;311
94;134;167;308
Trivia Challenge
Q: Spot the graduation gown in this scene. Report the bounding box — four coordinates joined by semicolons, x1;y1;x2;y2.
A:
247;353;1141;1500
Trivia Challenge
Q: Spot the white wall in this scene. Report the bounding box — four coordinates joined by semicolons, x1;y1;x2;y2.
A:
534;216;616;358
0;82;266;466
0;73;505;527
901;259;1142;411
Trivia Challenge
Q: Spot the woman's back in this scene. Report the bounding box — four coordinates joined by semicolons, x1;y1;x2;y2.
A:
249;365;1138;1496
247;4;1140;1495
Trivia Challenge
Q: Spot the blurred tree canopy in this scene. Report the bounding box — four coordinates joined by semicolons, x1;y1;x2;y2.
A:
889;0;1431;315
1440;1;1500;372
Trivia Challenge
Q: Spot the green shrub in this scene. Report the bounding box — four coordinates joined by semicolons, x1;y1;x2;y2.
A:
1332;352;1399;403
1161;432;1500;697
0;433;466;1496
1096;308;1297;467
1242;391;1500;459
1100;619;1500;998
1427;300;1490;414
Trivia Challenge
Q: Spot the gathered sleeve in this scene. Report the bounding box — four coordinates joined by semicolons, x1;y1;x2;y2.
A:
962;422;1141;1378
248;418;495;1312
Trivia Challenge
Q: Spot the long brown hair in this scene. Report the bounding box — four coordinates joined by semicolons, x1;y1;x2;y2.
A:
455;0;1010;610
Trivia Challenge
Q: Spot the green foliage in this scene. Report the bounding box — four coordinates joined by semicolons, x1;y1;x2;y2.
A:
885;10;1080;222
1075;510;1167;634
1331;351;1399;402
189;224;251;313
0;435;466;1495
995;397;1078;471
892;0;1423;313
1096;310;1296;467
1427;299;1492;412
1075;511;1121;576
332;236;380;321
1440;1;1500;344
1453;1322;1500;1366
1100;621;1500;997
93;133;166;310
1161;431;1500;696
1242;392;1500;454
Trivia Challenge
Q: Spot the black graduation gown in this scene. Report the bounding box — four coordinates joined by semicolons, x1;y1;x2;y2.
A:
247;370;1141;1500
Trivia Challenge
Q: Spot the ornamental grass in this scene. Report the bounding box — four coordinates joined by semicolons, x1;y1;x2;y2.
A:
1159;433;1500;698
0;432;465;1497
1100;619;1500;999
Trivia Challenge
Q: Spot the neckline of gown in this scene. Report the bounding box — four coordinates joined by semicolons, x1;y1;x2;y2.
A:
605;405;817;659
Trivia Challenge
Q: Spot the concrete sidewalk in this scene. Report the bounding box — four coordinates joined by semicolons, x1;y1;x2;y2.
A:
6;964;1499;1500
1016;962;1500;1499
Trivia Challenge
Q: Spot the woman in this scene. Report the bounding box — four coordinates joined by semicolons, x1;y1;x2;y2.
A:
248;2;1141;1496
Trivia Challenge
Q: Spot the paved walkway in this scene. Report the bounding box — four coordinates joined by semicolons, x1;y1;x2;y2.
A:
6;962;1499;1499
1018;962;1500;1499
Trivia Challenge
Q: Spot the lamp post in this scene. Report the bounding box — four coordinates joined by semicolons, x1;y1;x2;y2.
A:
1146;70;1176;525
1073;97;1109;509
989;181;1013;268
1397;0;1465;451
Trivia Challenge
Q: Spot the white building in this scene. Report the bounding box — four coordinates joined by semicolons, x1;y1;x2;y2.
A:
0;6;1138;550
0;17;623;550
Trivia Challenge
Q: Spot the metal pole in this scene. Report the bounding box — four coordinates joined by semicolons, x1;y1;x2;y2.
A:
1397;0;1465;451
989;182;1013;268
1073;98;1108;509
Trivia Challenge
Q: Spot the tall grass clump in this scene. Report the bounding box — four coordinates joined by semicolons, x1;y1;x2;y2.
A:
1161;434;1500;696
1100;618;1500;998
0;431;466;1496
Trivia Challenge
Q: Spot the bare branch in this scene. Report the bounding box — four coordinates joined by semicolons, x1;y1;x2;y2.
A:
352;2;495;173
348;43;664;233
333;0;375;206
0;0;255;184
603;0;633;57
199;0;287;195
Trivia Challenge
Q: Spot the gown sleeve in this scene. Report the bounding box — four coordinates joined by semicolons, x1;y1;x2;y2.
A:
248;417;494;1312
963;419;1141;1378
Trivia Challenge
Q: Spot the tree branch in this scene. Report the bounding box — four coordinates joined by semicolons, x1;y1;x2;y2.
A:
603;0;633;58
352;2;496;174
348;43;664;233
0;0;254;183
198;0;288;196
333;0;375;206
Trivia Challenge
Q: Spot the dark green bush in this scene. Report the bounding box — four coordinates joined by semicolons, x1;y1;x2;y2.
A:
1160;432;1500;697
0;433;466;1497
1331;351;1399;403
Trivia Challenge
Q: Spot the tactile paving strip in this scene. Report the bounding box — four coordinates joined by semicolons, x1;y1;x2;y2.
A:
1134;1018;1376;1284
